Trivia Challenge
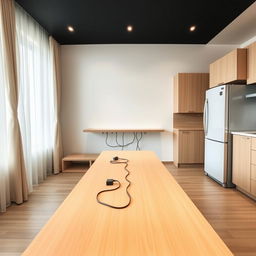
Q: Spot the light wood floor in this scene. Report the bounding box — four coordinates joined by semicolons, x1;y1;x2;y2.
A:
166;164;256;256
0;164;255;256
0;172;84;256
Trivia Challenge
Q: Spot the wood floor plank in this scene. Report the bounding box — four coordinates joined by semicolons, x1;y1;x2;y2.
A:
166;164;256;256
0;164;255;255
0;173;84;256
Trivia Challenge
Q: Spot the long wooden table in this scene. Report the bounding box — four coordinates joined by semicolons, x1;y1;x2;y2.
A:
22;151;233;256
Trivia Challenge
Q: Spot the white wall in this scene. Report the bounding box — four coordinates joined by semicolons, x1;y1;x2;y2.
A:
61;44;236;161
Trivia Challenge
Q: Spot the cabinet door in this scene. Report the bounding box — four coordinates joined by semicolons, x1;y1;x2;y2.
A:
210;49;247;87
218;57;226;86
225;49;238;83
173;74;179;113
232;135;251;192
210;57;225;88
247;42;256;85
209;61;217;88
251;180;256;197
251;165;256;197
175;73;209;113
173;130;179;167
179;130;204;163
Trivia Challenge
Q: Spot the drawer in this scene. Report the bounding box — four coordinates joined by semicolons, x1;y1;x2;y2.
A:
252;138;256;150
251;150;256;165
251;165;256;181
251;179;256;197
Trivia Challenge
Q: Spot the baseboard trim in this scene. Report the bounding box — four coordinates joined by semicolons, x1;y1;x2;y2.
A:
236;186;256;201
162;161;173;164
177;163;204;168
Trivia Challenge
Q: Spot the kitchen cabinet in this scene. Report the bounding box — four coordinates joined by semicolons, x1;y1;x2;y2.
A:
173;73;209;113
232;135;251;193
173;129;204;167
247;42;256;84
209;49;247;88
209;57;225;88
232;134;256;198
251;180;256;196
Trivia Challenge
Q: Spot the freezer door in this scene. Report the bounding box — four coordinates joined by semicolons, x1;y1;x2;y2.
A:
204;139;227;184
205;85;227;142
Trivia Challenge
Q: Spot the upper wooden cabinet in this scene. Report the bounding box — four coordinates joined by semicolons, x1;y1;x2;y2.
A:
247;42;256;85
209;49;247;88
173;73;209;113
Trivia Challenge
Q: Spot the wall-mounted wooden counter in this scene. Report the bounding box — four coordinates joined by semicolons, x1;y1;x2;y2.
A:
173;127;204;131
83;129;167;151
22;151;232;256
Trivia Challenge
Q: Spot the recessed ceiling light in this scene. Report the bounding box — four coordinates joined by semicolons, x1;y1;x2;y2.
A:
67;26;74;32
127;25;133;32
189;25;196;32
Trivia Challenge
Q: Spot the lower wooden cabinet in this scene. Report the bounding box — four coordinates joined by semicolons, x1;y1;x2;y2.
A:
232;135;251;193
232;135;256;198
173;129;204;167
251;180;256;196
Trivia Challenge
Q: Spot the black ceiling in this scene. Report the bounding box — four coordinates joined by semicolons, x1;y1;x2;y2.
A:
15;0;256;45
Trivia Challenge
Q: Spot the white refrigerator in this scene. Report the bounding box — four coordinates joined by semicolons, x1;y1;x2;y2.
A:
204;84;256;187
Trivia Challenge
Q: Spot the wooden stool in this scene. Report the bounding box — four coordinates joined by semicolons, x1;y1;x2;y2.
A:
62;154;99;173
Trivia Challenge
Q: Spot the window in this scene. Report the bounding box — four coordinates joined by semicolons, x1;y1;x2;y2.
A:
0;13;10;211
15;4;54;190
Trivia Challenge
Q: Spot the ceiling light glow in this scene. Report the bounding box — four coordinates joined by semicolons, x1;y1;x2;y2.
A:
67;26;74;32
127;25;133;32
190;25;196;32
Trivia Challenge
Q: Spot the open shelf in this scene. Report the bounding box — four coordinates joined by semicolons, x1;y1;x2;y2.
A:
63;162;90;173
62;154;99;173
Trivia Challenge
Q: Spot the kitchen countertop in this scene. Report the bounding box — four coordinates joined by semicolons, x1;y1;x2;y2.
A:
173;127;204;131
232;131;256;138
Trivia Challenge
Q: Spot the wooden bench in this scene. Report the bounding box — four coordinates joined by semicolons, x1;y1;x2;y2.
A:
62;154;99;173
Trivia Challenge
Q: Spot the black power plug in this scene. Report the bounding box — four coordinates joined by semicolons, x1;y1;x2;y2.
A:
106;179;114;185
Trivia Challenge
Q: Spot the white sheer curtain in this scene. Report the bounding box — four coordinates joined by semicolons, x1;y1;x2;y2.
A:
15;4;54;192
0;17;10;212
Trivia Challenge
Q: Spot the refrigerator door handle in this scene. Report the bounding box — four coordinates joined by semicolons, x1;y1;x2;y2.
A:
203;99;208;135
203;99;206;133
206;99;209;135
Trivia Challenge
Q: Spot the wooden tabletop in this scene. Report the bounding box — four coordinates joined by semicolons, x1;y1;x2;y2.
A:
22;151;233;256
83;128;165;133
